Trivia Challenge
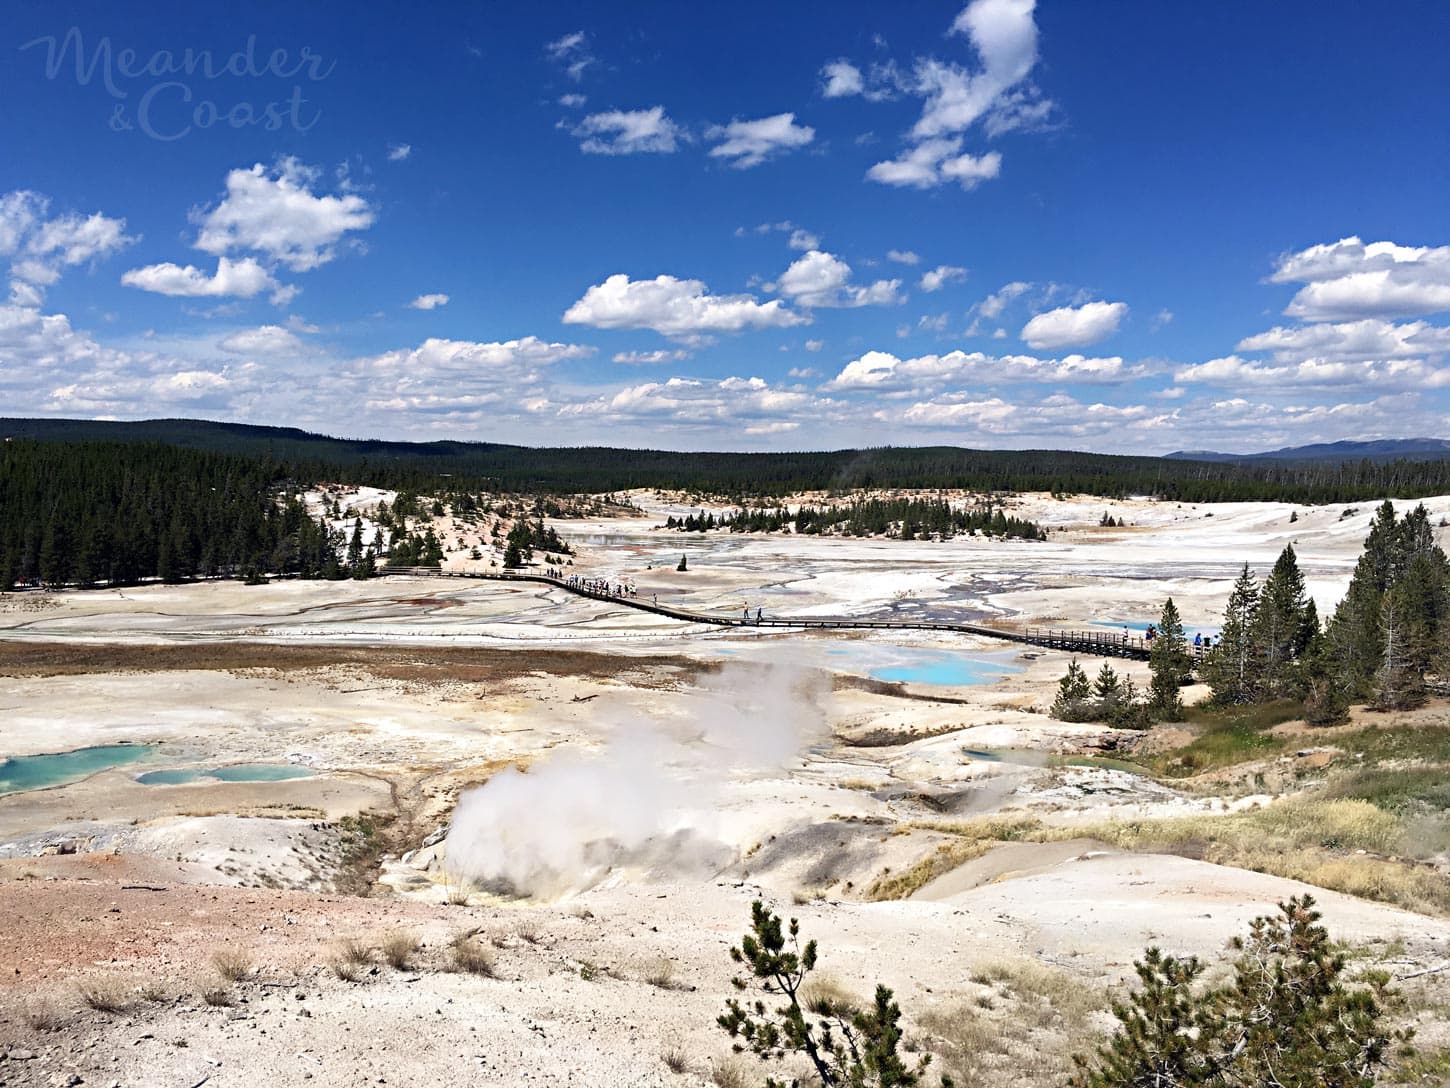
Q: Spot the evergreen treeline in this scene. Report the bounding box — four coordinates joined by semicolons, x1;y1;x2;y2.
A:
1202;502;1449;720
9;418;1450;502
1055;507;1448;728
0;439;313;587
665;498;1046;541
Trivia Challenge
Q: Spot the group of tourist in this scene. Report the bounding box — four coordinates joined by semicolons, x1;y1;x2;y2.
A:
564;573;638;599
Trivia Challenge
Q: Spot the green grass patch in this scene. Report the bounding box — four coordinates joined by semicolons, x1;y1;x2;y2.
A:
1142;700;1306;777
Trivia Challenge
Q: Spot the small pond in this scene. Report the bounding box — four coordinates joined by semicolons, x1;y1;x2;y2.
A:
136;763;315;785
0;744;156;796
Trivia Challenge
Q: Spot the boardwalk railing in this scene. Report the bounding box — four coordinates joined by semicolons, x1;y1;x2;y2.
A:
381;566;1202;663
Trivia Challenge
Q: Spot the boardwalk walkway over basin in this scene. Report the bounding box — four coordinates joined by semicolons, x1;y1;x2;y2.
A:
385;567;1171;662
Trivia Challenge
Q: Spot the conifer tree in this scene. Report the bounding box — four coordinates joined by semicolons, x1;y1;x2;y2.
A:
1203;563;1260;705
1051;660;1094;722
1147;598;1190;721
1252;544;1310;699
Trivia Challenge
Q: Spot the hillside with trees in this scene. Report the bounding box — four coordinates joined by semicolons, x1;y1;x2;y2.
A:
8;417;1450;503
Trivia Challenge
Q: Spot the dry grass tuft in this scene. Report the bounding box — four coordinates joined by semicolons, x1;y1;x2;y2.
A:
76;975;132;1014
137;979;169;1003
710;1060;751;1088
21;997;65;1031
449;932;498;977
662;1048;690;1074
201;985;234;1007
379;929;420;970
643;956;690;991
211;948;252;982
801;974;862;1017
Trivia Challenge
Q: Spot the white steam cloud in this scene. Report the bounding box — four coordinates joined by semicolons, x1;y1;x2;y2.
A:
443;662;826;899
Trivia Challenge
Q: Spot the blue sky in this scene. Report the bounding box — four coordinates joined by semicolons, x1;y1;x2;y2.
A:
2;0;1449;452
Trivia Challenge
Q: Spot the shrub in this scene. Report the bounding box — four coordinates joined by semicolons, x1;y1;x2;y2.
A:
77;976;131;1013
1072;895;1407;1087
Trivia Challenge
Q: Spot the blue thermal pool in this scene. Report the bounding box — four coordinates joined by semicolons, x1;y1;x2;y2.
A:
136;763;316;785
868;650;1020;687
0;744;157;796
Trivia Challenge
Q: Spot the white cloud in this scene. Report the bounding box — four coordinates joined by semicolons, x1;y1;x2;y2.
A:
573;107;686;155
387;143;412;161
1021;300;1127;350
1;190;136;297
788;228;820;251
218;324;304;355
1174;353;1450;392
707;113;815;169
917;0;1044;139
563;273;808;337
975;280;1032;319
559;93;588;108
850;0;1050;191
887;249;921;265
1235;318;1450;363
612;348;690;364
546;30;594;81
867;138;1001;190
821;60;865;98
825;347;1137;391
407;292;450;310
774;250;903;308
193;158;375;272
1270;237;1450;321
121;256;290;302
556;374;819;433
1150;308;1174;331
358;337;594;399
804;339;824;352
920;264;967;292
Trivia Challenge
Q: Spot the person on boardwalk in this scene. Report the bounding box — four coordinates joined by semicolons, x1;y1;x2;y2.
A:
756;607;762;625
743;606;750;624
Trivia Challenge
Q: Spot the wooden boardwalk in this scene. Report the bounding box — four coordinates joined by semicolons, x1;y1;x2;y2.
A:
385;567;1170;662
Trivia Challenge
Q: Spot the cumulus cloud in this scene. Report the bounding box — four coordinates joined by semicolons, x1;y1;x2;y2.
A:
1270;237;1450;321
573;107;686;155
867;138;1001;190
920;264;967;292
1236;318;1450;363
1174;353;1450;391
774;250;903;309
387;143;412;161
974;280;1032;320
788;228;819;251
1;190;136;296
357;337;594;403
887;249;921;265
407;292;450;310
825;347;1137;391
1020;300;1127;350
563;273;807;337
820;59;865;98
121;256;290;303
861;0;1050;191
191;158;374;272
558;93;588;108
707;113;815;169
557;374;818;433
218;324;305;355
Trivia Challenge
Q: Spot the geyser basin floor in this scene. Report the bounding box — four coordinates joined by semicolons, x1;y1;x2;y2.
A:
0;744;155;795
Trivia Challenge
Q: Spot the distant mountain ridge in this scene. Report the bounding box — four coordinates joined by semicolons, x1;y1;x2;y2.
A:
1166;438;1450;464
